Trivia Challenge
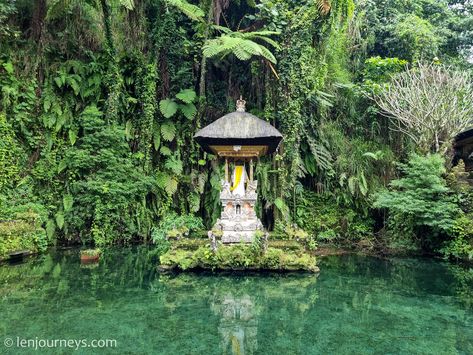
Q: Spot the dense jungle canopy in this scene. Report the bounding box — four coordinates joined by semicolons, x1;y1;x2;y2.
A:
0;0;472;259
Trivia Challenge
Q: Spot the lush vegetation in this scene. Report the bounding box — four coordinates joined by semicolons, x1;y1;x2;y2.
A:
0;0;472;261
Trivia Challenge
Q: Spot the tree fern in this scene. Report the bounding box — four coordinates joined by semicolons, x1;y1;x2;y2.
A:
166;0;279;64
203;31;279;64
306;136;334;176
166;0;204;22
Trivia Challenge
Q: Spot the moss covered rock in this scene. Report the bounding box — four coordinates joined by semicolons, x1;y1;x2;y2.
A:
159;244;319;273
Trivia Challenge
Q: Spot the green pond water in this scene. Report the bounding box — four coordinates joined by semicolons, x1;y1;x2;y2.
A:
1;248;473;354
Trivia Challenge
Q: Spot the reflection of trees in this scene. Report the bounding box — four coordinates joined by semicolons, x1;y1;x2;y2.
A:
0;246;160;306
448;264;473;310
313;255;473;353
2;250;473;354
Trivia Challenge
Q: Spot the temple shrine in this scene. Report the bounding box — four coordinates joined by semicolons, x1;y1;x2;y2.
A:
194;98;283;243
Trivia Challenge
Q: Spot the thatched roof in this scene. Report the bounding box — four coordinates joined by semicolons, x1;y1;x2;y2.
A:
194;111;283;155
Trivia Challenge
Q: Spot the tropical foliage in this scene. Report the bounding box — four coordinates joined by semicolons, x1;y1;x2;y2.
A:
0;0;472;260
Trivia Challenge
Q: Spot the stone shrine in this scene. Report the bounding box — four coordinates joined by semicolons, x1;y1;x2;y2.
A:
194;97;283;243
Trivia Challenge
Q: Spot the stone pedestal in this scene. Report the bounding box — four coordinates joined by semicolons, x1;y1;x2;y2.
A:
212;180;263;244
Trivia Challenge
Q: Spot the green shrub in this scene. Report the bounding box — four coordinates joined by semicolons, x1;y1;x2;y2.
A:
441;215;473;261
0;207;48;260
375;154;458;232
152;213;204;256
374;154;460;252
152;213;204;241
294;190;373;246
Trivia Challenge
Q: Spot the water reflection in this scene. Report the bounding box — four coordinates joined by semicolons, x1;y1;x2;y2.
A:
212;292;258;355
154;272;319;355
0;248;472;354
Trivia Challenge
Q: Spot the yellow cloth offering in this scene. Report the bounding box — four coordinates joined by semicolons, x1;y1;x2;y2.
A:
230;165;243;192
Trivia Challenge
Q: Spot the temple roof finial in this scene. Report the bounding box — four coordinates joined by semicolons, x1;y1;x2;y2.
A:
236;96;246;112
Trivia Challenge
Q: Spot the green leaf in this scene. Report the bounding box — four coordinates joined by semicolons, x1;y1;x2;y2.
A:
166;178;179;195
43;96;52;112
176;89;197;103
46;219;56;239
119;0;134;10
58;159;67;173
363;152;378;160
156;172;178;195
211;25;233;33
161;121;176;141
179;103;197;119
159;99;178;118
160;146;172;156
165;157;183;175
43;114;55;129
157;171;170;189
54;76;63;88
189;193;200;212
359;172;368;196
167;0;204;21
198;159;206;166
3;62;14;74
55;114;65;132
348;176;357;195
274;197;290;220
63;195;73;212
68;78;80;96
56;212;65;230
153;126;161;150
68;129;77;145
125;120;133;140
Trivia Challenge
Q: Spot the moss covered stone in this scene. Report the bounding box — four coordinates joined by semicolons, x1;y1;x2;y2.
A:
159;243;319;273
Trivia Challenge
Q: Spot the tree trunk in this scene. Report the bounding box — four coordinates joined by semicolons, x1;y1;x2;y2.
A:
197;1;214;127
31;0;46;42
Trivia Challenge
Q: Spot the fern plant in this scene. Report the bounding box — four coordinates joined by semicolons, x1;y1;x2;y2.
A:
166;0;280;64
203;29;280;64
166;0;204;22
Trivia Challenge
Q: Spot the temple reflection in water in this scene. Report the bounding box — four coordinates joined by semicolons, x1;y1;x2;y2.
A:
211;292;259;355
